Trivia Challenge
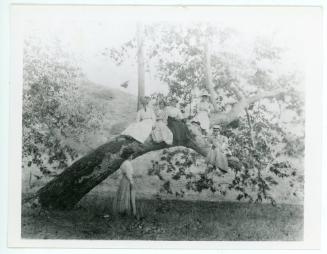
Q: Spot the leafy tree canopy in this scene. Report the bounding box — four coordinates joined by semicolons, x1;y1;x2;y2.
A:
106;23;304;204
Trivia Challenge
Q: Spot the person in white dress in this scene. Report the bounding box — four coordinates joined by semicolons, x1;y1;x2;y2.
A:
206;124;229;173
113;147;137;217
151;100;173;145
192;91;213;134
122;97;156;143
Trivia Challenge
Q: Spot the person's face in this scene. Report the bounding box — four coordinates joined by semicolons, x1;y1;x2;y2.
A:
202;96;209;102
170;100;177;107
141;100;148;107
213;129;220;136
159;102;164;109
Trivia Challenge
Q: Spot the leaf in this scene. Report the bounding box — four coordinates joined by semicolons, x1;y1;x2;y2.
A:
236;194;243;201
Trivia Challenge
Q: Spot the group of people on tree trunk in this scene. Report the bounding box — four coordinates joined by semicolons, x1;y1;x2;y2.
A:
114;91;231;218
122;96;191;145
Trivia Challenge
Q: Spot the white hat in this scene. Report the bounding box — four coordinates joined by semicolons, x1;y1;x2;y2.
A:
201;91;210;97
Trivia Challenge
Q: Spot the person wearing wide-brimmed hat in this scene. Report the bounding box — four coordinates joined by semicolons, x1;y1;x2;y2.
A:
165;97;191;145
192;90;213;134
205;124;229;173
122;96;156;143
151;100;173;145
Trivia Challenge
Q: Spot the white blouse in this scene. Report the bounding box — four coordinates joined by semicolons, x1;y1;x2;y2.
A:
155;109;168;122
196;101;213;114
120;160;134;184
136;107;156;122
209;134;229;152
166;106;183;119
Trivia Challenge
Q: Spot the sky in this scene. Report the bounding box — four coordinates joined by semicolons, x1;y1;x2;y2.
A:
21;5;320;96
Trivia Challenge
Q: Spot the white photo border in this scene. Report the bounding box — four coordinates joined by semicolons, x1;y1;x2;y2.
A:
4;2;324;251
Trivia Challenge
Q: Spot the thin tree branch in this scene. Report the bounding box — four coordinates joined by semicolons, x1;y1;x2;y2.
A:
245;109;255;148
210;89;285;126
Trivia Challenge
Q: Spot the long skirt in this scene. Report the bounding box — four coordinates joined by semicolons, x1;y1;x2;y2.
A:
206;147;228;172
113;176;136;216
167;117;191;145
122;119;153;143
151;121;173;145
192;111;210;132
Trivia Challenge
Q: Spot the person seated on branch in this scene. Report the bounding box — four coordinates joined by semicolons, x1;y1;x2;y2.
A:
206;124;229;173
122;96;156;143
192;90;214;135
166;97;192;145
151;100;173;145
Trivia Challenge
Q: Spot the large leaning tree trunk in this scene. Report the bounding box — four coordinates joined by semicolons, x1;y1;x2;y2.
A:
34;90;283;210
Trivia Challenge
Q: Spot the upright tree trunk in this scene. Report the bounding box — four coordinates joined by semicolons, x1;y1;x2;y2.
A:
204;37;219;112
137;22;145;110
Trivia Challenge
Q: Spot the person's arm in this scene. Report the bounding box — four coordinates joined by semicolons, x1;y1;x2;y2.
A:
177;108;184;119
165;106;171;118
136;110;141;122
163;109;168;123
194;103;198;115
208;103;214;116
219;136;229;151
125;162;134;185
151;108;156;122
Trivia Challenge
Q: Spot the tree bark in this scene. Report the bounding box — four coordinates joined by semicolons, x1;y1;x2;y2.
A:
210;89;283;126
37;136;169;210
36;127;206;209
204;37;219;111
137;22;145;110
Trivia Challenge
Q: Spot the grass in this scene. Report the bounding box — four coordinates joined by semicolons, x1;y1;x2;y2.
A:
22;194;303;241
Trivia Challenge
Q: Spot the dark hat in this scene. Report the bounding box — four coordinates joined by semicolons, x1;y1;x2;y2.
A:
212;124;222;130
169;97;178;103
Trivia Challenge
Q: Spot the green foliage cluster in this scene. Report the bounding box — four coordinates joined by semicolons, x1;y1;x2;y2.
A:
23;37;106;176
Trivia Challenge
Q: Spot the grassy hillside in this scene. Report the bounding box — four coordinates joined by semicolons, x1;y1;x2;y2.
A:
79;81;138;147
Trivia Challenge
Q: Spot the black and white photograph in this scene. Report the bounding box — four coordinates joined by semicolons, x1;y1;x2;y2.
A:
6;4;323;248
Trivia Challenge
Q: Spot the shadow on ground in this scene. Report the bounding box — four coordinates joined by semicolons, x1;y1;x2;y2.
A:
22;194;303;241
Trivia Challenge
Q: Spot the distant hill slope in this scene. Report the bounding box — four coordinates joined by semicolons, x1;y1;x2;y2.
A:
78;81;138;150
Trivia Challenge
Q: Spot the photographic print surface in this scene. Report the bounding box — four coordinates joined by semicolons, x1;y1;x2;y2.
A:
9;5;322;247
